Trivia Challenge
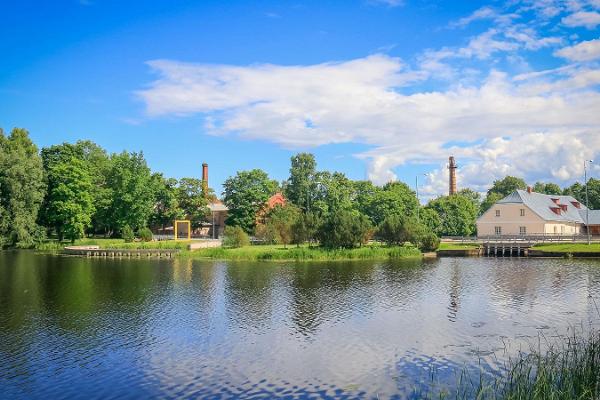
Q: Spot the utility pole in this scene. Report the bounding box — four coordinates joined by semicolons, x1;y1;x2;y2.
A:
585;160;594;245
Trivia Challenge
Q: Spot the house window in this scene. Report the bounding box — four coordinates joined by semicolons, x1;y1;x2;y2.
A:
520;209;525;216
519;226;526;235
495;210;501;217
495;226;502;235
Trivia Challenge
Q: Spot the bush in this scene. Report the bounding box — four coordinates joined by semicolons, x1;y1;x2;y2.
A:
418;231;440;252
378;215;404;245
121;225;135;243
317;209;373;249
138;227;153;242
377;215;439;252
223;225;250;248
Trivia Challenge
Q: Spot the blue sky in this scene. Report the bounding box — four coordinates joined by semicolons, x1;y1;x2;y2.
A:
2;0;600;197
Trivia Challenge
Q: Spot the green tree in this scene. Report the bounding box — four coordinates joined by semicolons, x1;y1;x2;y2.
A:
105;151;156;234
533;181;562;195
481;176;526;215
149;175;183;230
0;128;46;248
223;169;278;233
352;180;382;217
565;179;600;209
317;209;373;248
44;157;95;242
285;153;317;211
420;207;442;235
223;225;250;248
378;215;405;245
177;177;208;229
426;193;478;236
291;211;321;246
366;181;419;226
264;204;301;247
312;171;355;215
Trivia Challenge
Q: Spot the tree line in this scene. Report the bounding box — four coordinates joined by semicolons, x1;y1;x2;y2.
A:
0;128;212;247
1;127;598;249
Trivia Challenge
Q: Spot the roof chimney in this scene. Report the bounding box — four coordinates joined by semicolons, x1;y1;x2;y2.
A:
448;156;457;196
202;163;208;196
527;186;532;194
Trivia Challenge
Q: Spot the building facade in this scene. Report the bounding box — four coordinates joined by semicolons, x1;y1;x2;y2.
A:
477;187;600;237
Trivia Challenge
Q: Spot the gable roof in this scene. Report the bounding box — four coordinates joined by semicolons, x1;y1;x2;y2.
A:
496;190;588;223
580;209;600;225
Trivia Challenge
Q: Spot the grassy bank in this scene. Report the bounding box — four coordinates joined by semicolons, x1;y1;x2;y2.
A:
438;242;481;251
37;238;192;251
421;328;600;399
533;243;600;253
184;244;422;261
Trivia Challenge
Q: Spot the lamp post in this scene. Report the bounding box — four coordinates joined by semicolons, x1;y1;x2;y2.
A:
585;160;594;244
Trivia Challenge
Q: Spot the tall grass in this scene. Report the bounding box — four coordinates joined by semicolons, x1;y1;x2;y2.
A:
185;244;422;261
417;327;600;399
36;238;191;251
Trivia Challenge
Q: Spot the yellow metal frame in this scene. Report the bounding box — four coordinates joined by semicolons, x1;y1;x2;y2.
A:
174;220;191;240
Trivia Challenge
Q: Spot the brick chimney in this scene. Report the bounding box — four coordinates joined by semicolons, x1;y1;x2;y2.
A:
527;186;532;194
448;156;457;196
202;163;208;196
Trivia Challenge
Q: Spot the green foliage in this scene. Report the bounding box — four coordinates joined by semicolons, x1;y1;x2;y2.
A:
366;181;419;226
264;204;301;247
378;215;405;245
533;181;562;195
44;157;95;242
121;225;134;242
480;192;504;215
0;128;46;248
292;211;321;246
378;215;439;251
177;177;208;229
223;169;278;233
317;209;374;248
565;178;600;209
425;193;478;236
420;207;442;235
222;225;250;248
106;151;156;233
285;153;317;211
487;175;527;197
149;175;183;230
138;227;153;242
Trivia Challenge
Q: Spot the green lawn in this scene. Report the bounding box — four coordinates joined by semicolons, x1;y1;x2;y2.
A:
533;243;600;253
437;242;481;251
186;243;422;261
37;238;192;251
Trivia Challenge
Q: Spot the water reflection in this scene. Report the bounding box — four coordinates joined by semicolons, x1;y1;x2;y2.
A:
2;252;600;399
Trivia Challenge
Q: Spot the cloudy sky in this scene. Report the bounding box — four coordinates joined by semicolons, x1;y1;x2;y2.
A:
2;0;599;198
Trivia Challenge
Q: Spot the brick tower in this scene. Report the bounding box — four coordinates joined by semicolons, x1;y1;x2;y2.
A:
448;156;457;196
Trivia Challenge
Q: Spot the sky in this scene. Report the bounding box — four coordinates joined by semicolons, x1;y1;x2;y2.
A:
1;0;600;199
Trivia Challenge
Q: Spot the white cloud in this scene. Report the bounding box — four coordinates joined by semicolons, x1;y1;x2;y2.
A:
562;11;600;28
450;7;499;28
555;38;600;61
368;0;404;7
138;55;600;190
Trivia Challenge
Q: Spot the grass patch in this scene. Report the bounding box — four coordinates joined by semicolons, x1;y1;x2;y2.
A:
36;238;192;251
533;243;600;253
185;244;421;261
438;242;481;251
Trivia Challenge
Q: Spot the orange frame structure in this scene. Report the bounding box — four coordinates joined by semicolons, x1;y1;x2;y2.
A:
174;220;191;240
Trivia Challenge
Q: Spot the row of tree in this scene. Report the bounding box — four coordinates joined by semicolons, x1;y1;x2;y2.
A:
2;127;598;248
0;128;212;247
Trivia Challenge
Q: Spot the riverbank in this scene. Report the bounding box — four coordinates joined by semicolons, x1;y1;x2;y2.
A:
530;243;600;258
37;238;192;251
183;244;422;261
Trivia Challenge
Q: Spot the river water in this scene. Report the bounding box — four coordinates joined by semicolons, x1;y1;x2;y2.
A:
1;252;600;399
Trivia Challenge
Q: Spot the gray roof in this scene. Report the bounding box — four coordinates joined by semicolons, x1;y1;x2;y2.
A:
580;209;600;225
497;190;589;223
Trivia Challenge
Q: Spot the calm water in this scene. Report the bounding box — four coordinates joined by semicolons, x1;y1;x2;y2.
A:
1;252;600;399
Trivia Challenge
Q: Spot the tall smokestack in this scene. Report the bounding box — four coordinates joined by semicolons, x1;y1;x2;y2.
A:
448;156;457;196
202;163;208;196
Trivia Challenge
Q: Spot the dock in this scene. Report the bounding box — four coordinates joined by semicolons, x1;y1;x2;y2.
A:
63;246;179;258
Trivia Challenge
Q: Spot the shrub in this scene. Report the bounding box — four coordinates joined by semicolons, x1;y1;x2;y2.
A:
223;225;250;248
418;231;440;252
138;227;153;242
317;209;373;249
378;215;404;245
121;225;135;243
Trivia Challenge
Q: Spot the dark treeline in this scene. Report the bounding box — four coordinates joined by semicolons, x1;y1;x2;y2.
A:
1;128;598;248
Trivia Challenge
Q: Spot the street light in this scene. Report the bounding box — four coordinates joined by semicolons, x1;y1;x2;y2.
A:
585;160;594;245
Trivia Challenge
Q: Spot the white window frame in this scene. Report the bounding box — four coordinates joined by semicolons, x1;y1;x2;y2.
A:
495;226;502;235
495;209;501;217
519;226;526;235
520;208;525;216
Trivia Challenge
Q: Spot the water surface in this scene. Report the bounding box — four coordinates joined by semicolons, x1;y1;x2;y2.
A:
1;252;600;399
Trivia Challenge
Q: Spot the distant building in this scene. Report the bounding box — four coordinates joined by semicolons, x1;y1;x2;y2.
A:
256;192;286;224
477;186;600;236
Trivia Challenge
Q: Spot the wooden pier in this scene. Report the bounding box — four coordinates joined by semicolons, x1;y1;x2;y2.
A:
63;246;179;258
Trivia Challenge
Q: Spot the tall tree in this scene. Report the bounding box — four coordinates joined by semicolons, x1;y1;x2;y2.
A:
223;169;278;233
365;181;419;226
106;151;156;235
426;193;478;236
149;175;183;230
0;128;46;248
487;176;527;197
533;181;562;195
177;177;208;229
285;153;317;211
44;157;95;242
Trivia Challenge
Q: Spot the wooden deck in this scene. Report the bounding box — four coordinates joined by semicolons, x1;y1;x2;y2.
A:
63;246;179;258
